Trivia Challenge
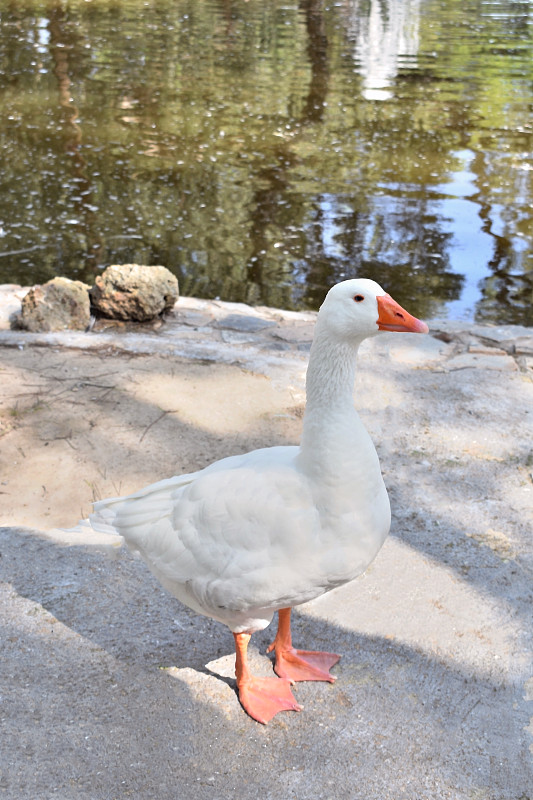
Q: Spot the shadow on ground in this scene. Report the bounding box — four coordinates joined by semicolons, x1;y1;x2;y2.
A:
1;526;531;800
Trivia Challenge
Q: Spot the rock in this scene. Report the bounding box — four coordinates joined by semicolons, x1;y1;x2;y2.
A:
511;336;533;356
468;345;508;356
14;277;91;332
445;352;518;372
387;335;451;365
90;264;179;321
215;313;277;332
220;329;262;345
177;309;215;328
0;285;25;331
272;322;314;344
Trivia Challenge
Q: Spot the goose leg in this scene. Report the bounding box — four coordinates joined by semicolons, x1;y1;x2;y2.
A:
233;631;302;724
267;608;340;682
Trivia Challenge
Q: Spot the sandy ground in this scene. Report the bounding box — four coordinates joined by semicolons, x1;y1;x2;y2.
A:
1;288;532;799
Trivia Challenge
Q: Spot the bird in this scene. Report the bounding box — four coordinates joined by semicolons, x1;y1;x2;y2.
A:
86;278;429;724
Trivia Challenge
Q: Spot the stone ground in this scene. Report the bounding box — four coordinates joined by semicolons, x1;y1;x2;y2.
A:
0;284;532;800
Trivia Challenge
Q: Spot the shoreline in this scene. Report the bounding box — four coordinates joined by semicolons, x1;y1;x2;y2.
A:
1;284;532;380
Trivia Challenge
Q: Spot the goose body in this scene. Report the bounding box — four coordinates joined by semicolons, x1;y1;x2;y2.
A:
88;278;428;722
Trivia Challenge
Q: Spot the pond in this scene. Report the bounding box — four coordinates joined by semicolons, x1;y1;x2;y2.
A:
0;0;532;323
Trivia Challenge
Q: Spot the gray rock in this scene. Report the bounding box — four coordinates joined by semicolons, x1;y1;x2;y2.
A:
177;309;214;328
220;329;262;345
510;336;533;356
445;351;518;371
14;277;91;332
90;264;179;321
216;313;277;332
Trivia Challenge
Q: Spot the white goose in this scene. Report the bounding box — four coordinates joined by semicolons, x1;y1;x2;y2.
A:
88;279;428;723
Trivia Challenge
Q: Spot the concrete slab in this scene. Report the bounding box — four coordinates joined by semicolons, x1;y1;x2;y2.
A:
0;290;532;799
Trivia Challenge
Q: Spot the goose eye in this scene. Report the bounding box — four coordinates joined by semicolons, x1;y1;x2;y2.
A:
353;294;365;302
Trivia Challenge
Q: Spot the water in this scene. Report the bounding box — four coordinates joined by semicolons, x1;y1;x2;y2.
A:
0;0;532;323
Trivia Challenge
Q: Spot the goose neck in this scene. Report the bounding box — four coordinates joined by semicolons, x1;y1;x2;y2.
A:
298;331;370;480
303;332;360;414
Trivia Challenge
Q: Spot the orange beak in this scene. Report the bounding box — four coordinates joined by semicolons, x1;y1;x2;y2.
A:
376;294;429;334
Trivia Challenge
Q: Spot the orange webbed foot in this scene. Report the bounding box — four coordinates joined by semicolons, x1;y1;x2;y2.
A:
267;608;341;683
237;675;302;724
234;630;302;724
268;645;340;683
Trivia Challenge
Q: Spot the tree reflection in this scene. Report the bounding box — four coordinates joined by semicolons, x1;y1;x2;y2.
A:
48;1;102;277
471;150;533;325
0;0;531;323
300;0;329;123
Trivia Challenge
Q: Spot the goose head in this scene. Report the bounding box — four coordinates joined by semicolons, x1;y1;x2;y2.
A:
316;278;429;343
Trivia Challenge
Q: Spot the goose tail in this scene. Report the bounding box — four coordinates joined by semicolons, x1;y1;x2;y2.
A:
52;515;124;555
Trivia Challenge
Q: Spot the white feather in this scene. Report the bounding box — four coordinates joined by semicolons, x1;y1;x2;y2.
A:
83;279;422;633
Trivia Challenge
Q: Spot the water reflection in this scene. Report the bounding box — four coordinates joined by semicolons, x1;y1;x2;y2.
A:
48;4;102;269
0;0;531;323
346;0;421;101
